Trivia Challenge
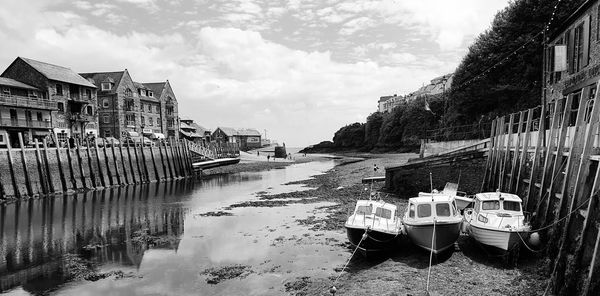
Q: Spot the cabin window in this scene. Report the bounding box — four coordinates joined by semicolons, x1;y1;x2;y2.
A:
409;204;415;218
435;203;451;217
482;201;500;210
356;205;372;215
474;199;481;213
417;204;431;218
478;214;488;223
503;201;521;212
375;207;392;219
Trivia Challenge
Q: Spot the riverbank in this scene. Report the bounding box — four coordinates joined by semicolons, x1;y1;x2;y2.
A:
222;152;548;296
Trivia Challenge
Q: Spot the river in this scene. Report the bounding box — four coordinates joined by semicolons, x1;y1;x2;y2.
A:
0;159;345;295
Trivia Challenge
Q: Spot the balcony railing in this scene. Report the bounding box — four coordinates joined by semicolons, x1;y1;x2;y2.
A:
70;113;94;122
0;94;57;110
70;94;92;103
0;118;51;128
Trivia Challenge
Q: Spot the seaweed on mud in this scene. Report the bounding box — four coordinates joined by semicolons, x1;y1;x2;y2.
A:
62;254;136;282
201;265;253;284
284;276;312;295
195;211;234;217
131;229;180;247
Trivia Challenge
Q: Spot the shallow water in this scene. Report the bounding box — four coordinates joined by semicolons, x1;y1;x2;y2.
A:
0;160;346;296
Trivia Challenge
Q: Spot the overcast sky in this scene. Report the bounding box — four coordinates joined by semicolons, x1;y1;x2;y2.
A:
0;0;509;147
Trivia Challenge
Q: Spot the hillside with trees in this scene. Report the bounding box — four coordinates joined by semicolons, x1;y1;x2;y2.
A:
303;0;586;153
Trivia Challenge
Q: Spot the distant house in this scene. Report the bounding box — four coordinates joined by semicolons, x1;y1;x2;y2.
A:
1;57;98;144
212;127;262;150
180;119;210;144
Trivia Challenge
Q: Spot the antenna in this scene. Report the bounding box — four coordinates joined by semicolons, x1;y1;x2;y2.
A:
457;170;462;188
429;171;434;201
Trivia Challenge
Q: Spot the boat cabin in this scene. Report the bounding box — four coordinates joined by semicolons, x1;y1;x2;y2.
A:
405;195;460;221
470;192;528;229
352;200;397;220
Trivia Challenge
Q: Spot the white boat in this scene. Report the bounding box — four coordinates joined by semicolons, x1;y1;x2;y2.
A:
418;182;473;210
463;192;530;252
402;195;463;254
344;197;402;254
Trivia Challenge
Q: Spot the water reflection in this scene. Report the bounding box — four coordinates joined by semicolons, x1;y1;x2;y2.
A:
0;181;194;294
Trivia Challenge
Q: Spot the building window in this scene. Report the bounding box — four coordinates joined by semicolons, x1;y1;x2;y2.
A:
569;17;590;73
101;82;111;91
58;102;65;112
156;105;159;113
103;115;110;123
86;106;93;115
148;117;153;126
56;84;63;95
125;88;133;97
103;98;109;108
10;109;17;120
2;87;9;95
85;89;92;98
126;114;135;126
138;89;142;96
147;104;152;112
104;129;111;137
28;90;38;98
141;115;145;125
25;110;32;121
149;91;153;97
37;112;42;121
125;99;134;111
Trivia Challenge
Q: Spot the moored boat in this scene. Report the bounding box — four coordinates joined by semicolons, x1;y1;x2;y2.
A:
344;198;402;254
402;195;463;254
463;192;530;252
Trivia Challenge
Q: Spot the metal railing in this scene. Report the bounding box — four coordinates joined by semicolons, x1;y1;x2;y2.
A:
0;118;51;128
0;94;57;110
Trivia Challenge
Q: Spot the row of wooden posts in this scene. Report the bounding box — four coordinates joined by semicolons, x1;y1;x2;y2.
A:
482;82;600;295
0;132;197;199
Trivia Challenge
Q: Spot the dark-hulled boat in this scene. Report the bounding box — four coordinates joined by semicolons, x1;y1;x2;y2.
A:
344;199;401;254
402;195;462;254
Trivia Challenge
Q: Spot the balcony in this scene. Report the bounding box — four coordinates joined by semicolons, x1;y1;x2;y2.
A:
0;118;51;128
0;94;58;110
69;93;93;103
70;113;94;122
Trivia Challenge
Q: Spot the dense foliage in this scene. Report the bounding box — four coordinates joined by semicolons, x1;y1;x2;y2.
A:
305;0;587;152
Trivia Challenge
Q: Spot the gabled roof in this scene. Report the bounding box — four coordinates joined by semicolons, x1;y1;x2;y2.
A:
19;57;96;88
215;127;261;137
143;82;166;98
0;77;39;90
79;71;125;93
216;127;239;136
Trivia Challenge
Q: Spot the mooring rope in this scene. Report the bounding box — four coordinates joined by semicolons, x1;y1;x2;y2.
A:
426;218;436;293
329;229;369;294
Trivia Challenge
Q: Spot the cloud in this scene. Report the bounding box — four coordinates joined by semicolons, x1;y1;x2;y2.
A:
340;17;377;35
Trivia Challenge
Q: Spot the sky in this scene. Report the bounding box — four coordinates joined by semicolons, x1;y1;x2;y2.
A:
0;0;510;147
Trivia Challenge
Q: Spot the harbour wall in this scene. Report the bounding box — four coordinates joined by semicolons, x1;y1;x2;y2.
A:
0;133;197;199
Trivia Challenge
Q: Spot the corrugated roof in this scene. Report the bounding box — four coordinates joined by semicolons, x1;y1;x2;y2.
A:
216;127;261;137
217;127;239;136
79;71;125;93
21;57;96;88
0;77;39;90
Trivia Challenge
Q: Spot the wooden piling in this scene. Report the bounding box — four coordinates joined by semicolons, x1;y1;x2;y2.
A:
85;139;97;188
51;133;68;192
119;141;129;184
18;133;33;196
132;141;143;182
508;111;525;192
111;139;122;185
126;142;137;184
158;141;169;180
139;143;150;182
33;139;48;194
149;144;160;181
42;139;54;193
75;142;87;189
515;108;533;197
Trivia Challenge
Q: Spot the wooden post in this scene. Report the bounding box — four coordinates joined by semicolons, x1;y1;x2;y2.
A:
159;140;169;180
149;143;160;181
18;133;33;196
490;116;505;190
515;108;534;197
75;141;87;189
65;140;77;189
482;119;497;191
583;227;600;296
178;140;188;176
85;139;97;188
42;139;54;193
119;140;129;184
132;140;143;183
184;140;194;175
51;132;69;192
508;111;525;192
111;139;122;185
541;94;573;226
101;141;112;186
5;140;18;197
499;113;515;191
126;141;137;184
33;139;48;194
139;144;150;182
169;139;180;178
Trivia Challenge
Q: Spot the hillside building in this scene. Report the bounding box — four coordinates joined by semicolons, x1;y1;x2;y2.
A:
212;127;261;150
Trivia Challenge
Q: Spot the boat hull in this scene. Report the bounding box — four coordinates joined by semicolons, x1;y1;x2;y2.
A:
467;224;528;251
345;226;399;253
403;221;462;254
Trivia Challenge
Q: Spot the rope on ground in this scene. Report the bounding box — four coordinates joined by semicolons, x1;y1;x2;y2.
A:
426;218;436;293
329;229;369;295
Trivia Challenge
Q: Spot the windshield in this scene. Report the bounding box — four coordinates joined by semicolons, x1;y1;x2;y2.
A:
482;201;500;210
436;203;451;217
503;201;521;211
417;204;431;218
375;207;392;219
355;205;372;215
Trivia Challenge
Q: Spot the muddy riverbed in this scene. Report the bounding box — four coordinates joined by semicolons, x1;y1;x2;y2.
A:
0;153;549;296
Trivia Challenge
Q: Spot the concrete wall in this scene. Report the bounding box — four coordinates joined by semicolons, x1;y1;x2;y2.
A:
422;139;483;157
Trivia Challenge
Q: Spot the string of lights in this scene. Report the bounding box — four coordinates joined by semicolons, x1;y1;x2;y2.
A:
450;0;563;93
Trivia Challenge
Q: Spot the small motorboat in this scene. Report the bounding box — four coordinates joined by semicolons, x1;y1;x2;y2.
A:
463;191;531;252
344;194;402;254
418;182;473;210
402;195;463;254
